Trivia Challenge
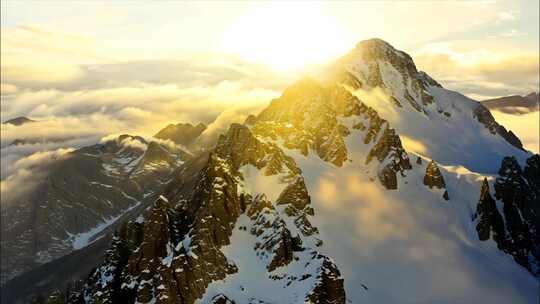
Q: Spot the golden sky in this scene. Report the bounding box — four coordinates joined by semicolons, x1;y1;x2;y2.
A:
0;1;538;144
2;1;538;96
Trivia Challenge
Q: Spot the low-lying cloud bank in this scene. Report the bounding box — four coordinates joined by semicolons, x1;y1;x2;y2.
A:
1;53;291;206
414;41;539;100
490;110;539;154
0;148;74;207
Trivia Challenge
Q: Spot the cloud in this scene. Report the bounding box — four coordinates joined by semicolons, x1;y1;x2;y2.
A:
496;10;519;23
413;41;539;99
0;83;18;95
0;148;73;206
199;104;266;147
0;139;92;178
0;24;291;206
500;29;528;37
1;81;280;142
490;110;539;153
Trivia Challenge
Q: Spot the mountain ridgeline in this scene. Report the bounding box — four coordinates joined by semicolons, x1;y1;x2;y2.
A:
2;39;539;304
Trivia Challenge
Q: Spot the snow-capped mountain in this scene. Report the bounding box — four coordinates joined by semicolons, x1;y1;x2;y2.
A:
154;122;207;150
1;132;194;285
2;39;538;304
482;92;539;114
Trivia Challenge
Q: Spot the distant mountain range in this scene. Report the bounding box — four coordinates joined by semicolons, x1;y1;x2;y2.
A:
1;39;539;304
482;92;539;114
2;117;36;126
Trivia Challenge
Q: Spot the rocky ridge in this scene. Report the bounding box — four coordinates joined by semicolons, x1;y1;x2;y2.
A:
474;155;540;275
59;123;345;304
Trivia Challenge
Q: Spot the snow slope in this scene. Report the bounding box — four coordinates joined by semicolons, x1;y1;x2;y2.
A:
337;39;530;173
282;131;538;303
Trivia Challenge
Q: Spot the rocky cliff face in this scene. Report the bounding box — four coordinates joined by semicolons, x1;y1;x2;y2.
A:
474;155;540;275
154;122;207;150
472;105;524;150
252;78;411;190
46;124;346;304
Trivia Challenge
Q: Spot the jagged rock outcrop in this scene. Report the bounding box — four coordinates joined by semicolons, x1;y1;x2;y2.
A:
473;105;524;151
251;78;411;189
475;179;506;245
367;126;411;190
423;161;446;189
61;124;346;304
307;258;346;304
210;294;235;304
475;155;540;276
494;156;540;274
154;122;207;147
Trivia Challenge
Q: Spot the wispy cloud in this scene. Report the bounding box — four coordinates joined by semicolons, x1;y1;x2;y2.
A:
413;41;539;99
500;29;528;37
0;148;73;206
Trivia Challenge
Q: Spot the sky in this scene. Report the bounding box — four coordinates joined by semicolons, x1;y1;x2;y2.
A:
1;1;539;197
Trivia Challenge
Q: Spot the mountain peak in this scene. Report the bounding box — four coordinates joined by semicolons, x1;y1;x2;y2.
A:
154;122;207;146
3;116;35;126
333;38;437;112
355;38;396;51
525;91;539;100
353;38;413;62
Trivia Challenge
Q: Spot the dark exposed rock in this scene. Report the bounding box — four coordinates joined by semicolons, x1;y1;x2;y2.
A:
523;154;540;191
416;156;422;165
378;164;398;190
253;79;358;167
473;105;524;150
276;177;311;210
59;124;346;304
423;161;446;189
443;190;450;201
243;114;257;126
366;126;411;190
475;155;540;276
154;122;207;147
3;116;36;126
307;257;346;304
211;294;235;304
475;179;506;244
251;77;410;189
493;156;540;274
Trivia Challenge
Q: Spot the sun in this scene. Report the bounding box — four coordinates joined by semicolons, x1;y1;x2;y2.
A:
220;3;350;72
